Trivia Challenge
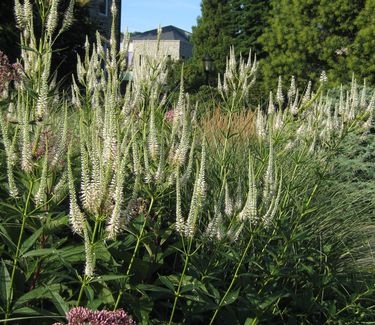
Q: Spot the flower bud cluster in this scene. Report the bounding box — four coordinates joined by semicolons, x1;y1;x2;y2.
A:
256;77;374;157
218;47;258;105
53;306;136;325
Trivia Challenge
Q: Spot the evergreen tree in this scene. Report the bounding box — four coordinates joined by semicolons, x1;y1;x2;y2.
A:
317;0;365;82
192;0;233;74
229;0;270;58
259;0;367;89
349;0;375;84
259;0;323;89
191;0;271;79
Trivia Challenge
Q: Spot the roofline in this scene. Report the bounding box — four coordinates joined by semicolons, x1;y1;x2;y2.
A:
130;25;192;41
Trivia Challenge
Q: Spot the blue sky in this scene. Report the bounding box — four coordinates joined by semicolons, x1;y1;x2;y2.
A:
121;0;202;33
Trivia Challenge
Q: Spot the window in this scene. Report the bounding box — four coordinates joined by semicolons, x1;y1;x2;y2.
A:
98;0;108;16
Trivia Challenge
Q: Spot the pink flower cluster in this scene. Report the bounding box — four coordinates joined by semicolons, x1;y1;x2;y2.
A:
165;109;174;122
52;307;136;325
0;51;22;93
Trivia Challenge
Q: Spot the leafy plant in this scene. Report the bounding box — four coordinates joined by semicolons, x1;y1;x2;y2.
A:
0;1;374;325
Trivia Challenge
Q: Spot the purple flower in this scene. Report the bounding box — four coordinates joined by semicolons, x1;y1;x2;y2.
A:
53;307;136;325
0;51;22;93
165;109;174;122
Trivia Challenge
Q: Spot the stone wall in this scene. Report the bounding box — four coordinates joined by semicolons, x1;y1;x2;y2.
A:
130;40;190;67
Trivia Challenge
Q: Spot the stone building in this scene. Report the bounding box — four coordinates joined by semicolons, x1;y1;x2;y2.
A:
128;25;193;67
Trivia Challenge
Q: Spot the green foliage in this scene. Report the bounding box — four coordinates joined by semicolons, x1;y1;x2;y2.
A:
192;0;233;73
259;0;371;89
191;0;374;95
0;1;374;325
349;0;375;84
191;0;270;90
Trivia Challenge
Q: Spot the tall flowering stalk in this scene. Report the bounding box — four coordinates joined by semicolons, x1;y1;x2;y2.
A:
0;3;76;322
239;153;257;223
169;142;206;324
184;142;206;238
217;47;258;106
0;113;18;198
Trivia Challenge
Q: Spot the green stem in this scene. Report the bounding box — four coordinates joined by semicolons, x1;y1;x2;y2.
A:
76;216;101;307
219;110;234;181
113;197;154;310
91;216;100;245
125;219;147;278
209;234;254;325
5;181;33;323
76;277;87;307
168;238;192;325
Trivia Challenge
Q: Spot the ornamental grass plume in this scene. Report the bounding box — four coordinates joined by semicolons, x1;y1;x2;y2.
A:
202;108;256;144
52;306;136;325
